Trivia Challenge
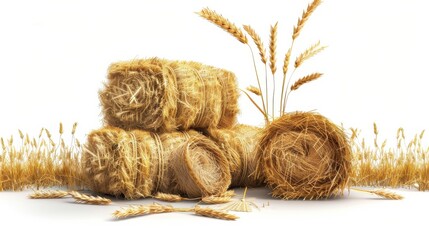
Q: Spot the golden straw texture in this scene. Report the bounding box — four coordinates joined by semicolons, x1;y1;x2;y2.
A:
256;112;352;199
205;124;264;187
83;127;231;199
100;58;239;132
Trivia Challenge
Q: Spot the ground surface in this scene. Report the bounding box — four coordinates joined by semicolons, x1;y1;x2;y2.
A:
1;187;426;240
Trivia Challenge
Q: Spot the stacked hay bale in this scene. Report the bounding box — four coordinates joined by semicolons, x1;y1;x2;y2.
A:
83;58;262;199
83;57;351;201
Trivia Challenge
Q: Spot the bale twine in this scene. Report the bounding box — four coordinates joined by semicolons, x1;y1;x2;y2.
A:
205;124;264;187
83;127;231;199
256;112;352;199
100;58;239;132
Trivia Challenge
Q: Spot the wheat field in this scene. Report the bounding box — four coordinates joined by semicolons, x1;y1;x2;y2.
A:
0;123;427;192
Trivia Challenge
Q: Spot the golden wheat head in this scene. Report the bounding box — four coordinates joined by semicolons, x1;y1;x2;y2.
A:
197;8;248;44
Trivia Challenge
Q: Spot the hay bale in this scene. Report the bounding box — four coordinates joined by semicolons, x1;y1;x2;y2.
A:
205;124;264;187
256;112;352;199
83;127;231;199
100;58;239;132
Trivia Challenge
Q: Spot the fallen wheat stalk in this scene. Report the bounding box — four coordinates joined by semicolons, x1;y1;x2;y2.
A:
29;190;112;205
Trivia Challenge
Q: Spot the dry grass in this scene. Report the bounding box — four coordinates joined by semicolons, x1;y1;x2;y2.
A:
350;124;429;191
2;124;427;195
0;124;83;191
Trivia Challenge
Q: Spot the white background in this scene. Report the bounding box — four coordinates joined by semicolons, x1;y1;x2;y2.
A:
1;0;428;239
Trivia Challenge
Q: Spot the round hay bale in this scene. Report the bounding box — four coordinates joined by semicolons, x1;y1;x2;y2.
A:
205;124;264;187
83;127;231;199
100;58;239;132
172;135;231;197
256;112;352;199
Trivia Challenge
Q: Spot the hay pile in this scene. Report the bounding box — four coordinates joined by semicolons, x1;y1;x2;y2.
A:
256;112;352;199
100;58;239;132
83;58;241;199
83;127;230;199
85;57;352;200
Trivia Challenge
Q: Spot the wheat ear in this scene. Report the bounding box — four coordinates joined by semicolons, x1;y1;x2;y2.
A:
295;41;327;68
29;190;69;199
246;85;262;96
154;192;185;202
293;0;322;40
290;73;323;91
69;191;112;205
197;8;247;44
201;196;232;204
269;22;278;74
114;203;176;219
243;24;269;115
351;188;404;200
243;25;267;64
194;206;238;221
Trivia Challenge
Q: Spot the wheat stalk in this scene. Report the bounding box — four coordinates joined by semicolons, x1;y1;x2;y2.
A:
201;196;232;204
371;190;404;200
153;192;185;202
194;206;238;220
197;8;247;44
290;72;323;91
243;25;267;64
113;203;176;219
29;190;69;199
351;188;404;200
293;0;322;40
246;85;262;96
69;191;112;205
243;24;269;116
295;41;326;68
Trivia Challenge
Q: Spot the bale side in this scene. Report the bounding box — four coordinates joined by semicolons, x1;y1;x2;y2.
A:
206;124;264;187
83;127;231;199
256;112;352;200
99;58;238;132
